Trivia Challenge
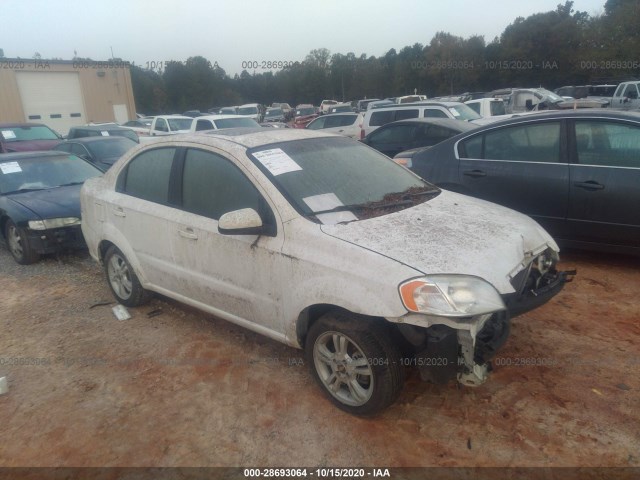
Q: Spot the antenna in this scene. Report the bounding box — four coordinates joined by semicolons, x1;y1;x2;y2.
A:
110;46;115;59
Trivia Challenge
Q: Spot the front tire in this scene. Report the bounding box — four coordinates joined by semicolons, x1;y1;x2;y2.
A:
104;246;151;307
305;311;405;415
5;220;40;265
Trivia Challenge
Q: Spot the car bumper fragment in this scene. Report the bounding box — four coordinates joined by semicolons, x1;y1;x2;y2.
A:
504;267;576;317
26;225;86;254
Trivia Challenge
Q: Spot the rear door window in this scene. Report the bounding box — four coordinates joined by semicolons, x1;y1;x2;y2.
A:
394;109;419;121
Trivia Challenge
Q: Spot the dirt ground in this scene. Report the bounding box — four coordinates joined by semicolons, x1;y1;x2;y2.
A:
0;246;638;469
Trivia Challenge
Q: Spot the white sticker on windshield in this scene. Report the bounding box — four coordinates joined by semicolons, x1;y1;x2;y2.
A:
0;162;22;174
253;148;302;176
449;109;460;117
302;193;357;224
1;130;17;140
303;193;345;212
101;131;110;136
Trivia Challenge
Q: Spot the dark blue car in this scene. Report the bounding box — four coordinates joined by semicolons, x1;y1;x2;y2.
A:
400;110;640;255
0;151;102;264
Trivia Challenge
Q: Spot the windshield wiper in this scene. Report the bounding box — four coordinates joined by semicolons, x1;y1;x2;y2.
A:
401;189;439;199
56;181;85;187
2;187;47;194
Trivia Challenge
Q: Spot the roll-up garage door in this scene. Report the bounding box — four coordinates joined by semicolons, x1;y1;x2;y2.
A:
16;71;87;136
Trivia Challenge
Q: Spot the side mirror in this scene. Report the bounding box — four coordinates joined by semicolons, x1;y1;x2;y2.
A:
525;99;534;111
218;208;267;236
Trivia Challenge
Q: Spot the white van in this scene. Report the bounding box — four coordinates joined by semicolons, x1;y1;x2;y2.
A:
360;102;482;138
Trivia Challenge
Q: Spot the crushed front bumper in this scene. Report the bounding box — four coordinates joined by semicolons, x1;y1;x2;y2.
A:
503;249;576;317
24;225;86;255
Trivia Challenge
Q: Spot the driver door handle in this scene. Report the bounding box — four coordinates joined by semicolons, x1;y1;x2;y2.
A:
573;181;604;191
112;207;126;217
178;228;198;240
463;169;487;178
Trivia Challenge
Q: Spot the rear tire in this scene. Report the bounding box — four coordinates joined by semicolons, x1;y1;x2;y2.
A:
305;311;405;415
104;246;151;307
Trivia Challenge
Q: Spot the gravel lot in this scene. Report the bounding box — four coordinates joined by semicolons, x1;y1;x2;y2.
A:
0;245;638;469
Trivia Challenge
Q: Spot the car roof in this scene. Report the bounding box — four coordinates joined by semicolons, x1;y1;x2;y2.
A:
145;127;334;150
467;109;640;131
194;115;248;121
70;125;131;131
239;103;260;107
319;112;359;117
0;122;50;128
58;136;133;144
0;150;70;160
379;118;478;131
373;101;464;109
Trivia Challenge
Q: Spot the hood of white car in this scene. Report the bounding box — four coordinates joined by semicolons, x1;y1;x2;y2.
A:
320;190;559;294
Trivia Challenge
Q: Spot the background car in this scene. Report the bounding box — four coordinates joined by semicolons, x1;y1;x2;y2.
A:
305;113;363;139
0;151;102;264
327;103;354;114
52;136;138;171
263;108;285;122
361;118;478;158
319;99;338;114
356;99;380;112
120;118;153;136
67;124;139;143
219;106;239;115
293;105;318;128
407;109;640;255
190;115;261;131
237;103;263;123
0;123;62;153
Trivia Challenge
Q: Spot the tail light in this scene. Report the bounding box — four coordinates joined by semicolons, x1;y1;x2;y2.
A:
360;128;365;140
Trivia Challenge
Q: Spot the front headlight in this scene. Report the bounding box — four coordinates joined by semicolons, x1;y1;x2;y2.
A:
399;275;506;317
28;217;81;230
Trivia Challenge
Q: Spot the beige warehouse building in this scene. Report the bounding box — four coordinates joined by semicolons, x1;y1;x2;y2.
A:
0;58;137;136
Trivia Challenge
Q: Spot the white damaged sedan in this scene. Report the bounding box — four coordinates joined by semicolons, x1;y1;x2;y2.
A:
80;128;571;415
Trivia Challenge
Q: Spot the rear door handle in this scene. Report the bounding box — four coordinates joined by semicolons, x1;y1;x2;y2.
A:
463;170;487;178
573;181;604;191
178;228;198;240
112;207;126;217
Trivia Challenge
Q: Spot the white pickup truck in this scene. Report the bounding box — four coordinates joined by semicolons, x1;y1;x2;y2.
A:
610;81;640;110
465;98;506;117
149;115;193;136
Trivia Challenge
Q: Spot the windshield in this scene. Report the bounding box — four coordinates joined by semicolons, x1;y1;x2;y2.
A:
167;118;193;131
86;138;137;159
296;108;315;116
265;109;283;117
248;137;438;223
490;101;506;116
447;104;481;121
537;89;564;103
0;154;102;195
220;108;237;114
238;106;259;115
1;126;59;142
214;118;260;129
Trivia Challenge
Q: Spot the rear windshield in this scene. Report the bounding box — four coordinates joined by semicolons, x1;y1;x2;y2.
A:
167;118;193;131
214;118;260;129
86;138;137;158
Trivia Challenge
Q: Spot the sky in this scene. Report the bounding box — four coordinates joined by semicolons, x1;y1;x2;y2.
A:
1;0;607;75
